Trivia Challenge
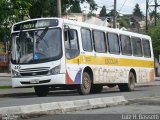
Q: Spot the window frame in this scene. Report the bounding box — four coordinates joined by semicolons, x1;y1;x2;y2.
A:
142;39;151;58
81;28;93;52
131;37;143;57
92;30;107;53
64;28;80;59
107;32;120;55
120;34;132;56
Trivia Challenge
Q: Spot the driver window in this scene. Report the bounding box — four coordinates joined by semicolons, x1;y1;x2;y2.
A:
64;29;79;59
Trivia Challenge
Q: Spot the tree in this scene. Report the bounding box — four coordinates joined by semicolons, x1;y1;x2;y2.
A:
0;0;31;49
29;0;53;18
119;16;130;28
87;11;96;17
87;0;97;12
133;4;143;20
29;0;97;18
99;6;107;17
0;0;97;43
107;9;119;17
70;1;81;13
147;23;160;52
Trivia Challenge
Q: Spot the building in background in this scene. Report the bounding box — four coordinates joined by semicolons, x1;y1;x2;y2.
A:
63;13;120;28
63;13;86;22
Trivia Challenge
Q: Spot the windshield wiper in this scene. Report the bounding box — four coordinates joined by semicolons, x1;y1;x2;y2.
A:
35;27;49;47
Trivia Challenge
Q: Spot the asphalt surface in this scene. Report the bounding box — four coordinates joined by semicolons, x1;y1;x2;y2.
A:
0;77;160;120
28;97;160;120
0;81;160;108
0;77;11;86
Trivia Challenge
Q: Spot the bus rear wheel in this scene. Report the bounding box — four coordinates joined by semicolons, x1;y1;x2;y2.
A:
118;72;135;92
34;86;49;97
77;72;91;95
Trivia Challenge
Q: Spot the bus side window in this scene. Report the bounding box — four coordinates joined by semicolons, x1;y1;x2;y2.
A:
81;28;93;52
64;29;79;59
107;33;120;54
120;35;132;56
93;30;107;53
132;37;143;57
142;39;151;58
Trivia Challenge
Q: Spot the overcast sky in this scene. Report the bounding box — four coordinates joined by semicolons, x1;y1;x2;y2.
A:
81;0;150;15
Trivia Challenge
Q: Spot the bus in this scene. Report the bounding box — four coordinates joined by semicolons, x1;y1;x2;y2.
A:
11;18;155;97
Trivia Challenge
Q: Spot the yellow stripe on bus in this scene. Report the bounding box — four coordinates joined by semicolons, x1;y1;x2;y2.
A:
66;55;154;68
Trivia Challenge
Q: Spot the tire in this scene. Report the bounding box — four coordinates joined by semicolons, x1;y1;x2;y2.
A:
77;72;91;95
118;72;135;92
34;86;49;97
90;85;103;93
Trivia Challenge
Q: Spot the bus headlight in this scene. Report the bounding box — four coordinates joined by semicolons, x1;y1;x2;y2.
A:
12;69;21;77
48;65;61;75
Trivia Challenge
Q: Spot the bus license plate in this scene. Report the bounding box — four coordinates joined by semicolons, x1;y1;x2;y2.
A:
30;79;39;84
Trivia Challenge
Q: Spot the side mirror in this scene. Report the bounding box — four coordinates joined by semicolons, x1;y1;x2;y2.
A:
64;30;68;41
68;29;75;40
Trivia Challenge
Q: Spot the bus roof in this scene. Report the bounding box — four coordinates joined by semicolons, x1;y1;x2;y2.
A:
63;18;151;40
12;17;151;40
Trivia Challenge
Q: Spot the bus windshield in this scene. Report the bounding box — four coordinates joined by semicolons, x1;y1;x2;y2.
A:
11;28;62;64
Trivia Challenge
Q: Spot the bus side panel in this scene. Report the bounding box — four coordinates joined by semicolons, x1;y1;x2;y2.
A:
65;63;82;84
92;66;154;84
65;54;154;85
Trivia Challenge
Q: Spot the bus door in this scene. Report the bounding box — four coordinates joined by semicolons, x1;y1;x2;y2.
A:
63;25;80;84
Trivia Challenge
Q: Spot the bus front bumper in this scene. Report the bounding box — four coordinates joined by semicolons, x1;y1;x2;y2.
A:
12;74;66;87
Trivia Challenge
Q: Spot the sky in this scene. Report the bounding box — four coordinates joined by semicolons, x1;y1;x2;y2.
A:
81;0;150;15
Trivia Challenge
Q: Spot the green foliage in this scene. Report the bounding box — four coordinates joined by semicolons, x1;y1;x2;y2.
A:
87;11;96;17
147;23;160;52
0;0;97;44
0;86;12;89
119;16;130;28
107;9;119;17
70;1;81;13
29;0;97;18
133;4;143;19
0;0;31;43
87;0;97;12
100;6;107;17
29;0;56;18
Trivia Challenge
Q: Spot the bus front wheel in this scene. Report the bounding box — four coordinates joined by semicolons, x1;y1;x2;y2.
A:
34;86;49;97
118;72;135;92
77;72;91;95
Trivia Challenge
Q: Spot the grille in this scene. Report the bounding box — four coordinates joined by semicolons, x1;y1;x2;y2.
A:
21;79;51;84
20;71;48;76
20;67;49;76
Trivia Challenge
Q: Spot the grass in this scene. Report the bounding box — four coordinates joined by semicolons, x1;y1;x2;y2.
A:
0;86;12;89
0;67;8;73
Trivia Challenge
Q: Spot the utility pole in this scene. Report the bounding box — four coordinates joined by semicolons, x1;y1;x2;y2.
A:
57;0;62;18
155;0;157;26
113;0;117;28
146;0;160;31
146;0;149;31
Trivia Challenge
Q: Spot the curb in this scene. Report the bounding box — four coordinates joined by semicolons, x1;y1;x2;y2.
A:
0;96;127;119
136;83;160;88
127;96;160;106
0;73;10;77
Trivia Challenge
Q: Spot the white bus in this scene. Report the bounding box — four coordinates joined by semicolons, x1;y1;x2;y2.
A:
11;18;155;96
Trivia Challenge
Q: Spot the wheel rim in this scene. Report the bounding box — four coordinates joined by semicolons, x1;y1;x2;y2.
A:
129;73;135;90
83;75;90;90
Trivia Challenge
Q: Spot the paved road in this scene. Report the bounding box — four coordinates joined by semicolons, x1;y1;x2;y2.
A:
28;97;160;120
0;81;160;108
0;77;11;86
